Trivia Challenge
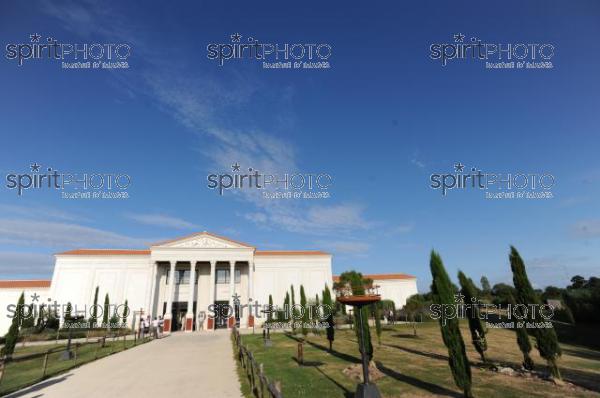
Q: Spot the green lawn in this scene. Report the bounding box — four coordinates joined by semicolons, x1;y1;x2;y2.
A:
0;337;152;396
235;322;600;398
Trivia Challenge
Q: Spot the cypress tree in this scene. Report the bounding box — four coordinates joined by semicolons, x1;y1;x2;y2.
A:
338;271;374;361
300;285;308;337
122;299;129;326
374;303;382;346
90;286;99;328
313;294;320;335
430;251;473;398
508;293;534;370
290;285;296;333
509;246;562;379
102;293;110;326
322;285;335;351
65;302;73;326
267;294;273;323
458;271;488;363
2;292;25;357
283;292;290;322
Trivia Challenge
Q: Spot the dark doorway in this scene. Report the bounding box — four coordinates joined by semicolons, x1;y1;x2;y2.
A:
215;300;229;329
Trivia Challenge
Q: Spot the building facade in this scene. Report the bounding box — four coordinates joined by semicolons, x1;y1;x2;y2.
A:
0;232;418;335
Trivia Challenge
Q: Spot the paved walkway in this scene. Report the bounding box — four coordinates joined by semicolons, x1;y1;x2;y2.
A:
8;331;243;398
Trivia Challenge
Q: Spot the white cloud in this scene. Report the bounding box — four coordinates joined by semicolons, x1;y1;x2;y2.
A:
125;213;199;230
0;252;54;277
0;219;151;249
570;219;600;239
315;240;370;255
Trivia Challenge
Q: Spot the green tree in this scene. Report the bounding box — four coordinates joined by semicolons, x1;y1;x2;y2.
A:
64;302;73;326
458;271;488;363
374;304;382;346
20;304;35;329
335;271;374;362
322;284;335;351
313;294;321;335
102;293;110;326
2;292;25;357
90;286;99;328
430;251;473;398
122;299;129;326
300;285;308;338
480;276;491;295
509;293;534;370
267;294;273;323
283;292;290;322
290;285;296;333
510;246;562;379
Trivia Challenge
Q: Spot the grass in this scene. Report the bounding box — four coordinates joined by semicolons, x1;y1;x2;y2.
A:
234;322;600;398
0;336;152;396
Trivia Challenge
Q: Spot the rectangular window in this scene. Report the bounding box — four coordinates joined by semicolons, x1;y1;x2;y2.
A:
216;269;229;284
235;269;241;283
175;270;189;285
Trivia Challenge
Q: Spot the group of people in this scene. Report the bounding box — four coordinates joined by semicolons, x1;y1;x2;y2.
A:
138;315;164;339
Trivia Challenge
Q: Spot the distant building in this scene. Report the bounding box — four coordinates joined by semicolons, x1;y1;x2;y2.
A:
332;273;418;309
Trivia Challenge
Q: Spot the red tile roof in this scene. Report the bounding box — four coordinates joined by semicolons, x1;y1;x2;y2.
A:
57;249;151;255
255;250;330;256
332;273;415;282
0;280;51;288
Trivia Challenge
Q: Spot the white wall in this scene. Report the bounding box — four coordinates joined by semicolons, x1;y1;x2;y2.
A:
0;287;51;335
374;278;418;309
253;254;333;325
50;255;153;326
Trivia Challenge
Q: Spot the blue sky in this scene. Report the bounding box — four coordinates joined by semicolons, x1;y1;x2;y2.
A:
0;0;599;292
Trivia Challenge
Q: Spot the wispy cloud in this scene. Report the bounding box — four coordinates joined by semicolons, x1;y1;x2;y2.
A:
570;219;600;239
125;213;199;230
0;203;81;222
0;252;54;278
315;240;370;255
39;3;377;240
0;218;151;249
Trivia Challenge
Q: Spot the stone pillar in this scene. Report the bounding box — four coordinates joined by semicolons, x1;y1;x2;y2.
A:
207;260;216;330
248;261;254;327
185;261;196;332
163;261;175;334
228;261;235;328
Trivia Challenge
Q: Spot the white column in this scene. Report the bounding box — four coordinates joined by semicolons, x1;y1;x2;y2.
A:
185;261;196;332
164;261;175;334
147;262;158;318
208;260;216;330
228;261;235;328
248;261;254;301
247;261;254;328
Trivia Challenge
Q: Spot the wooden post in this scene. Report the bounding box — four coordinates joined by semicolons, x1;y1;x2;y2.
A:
74;343;79;360
297;342;304;365
259;363;265;398
42;350;50;377
0;357;6;386
94;340;100;360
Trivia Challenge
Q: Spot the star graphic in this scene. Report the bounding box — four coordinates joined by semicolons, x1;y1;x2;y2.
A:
31;292;40;302
30;33;41;43
454;162;465;172
30;162;41;172
231;162;241;172
453;33;465;43
454;293;465;303
230;33;242;43
232;293;241;305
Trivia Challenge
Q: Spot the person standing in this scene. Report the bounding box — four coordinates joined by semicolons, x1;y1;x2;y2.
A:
152;317;159;339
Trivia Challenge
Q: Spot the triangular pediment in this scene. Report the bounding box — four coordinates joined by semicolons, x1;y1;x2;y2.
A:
152;232;253;249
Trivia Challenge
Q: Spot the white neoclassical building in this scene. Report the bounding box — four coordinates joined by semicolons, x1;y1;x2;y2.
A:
0;232;418;335
45;232;334;333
